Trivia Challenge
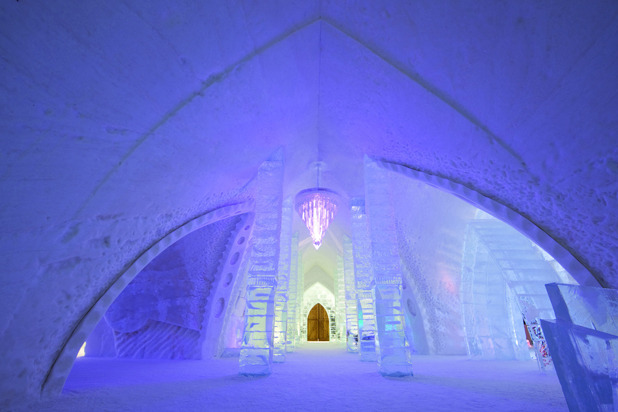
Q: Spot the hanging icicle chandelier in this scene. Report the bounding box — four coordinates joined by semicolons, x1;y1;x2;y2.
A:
295;188;339;250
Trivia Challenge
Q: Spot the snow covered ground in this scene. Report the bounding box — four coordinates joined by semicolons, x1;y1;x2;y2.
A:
30;342;567;411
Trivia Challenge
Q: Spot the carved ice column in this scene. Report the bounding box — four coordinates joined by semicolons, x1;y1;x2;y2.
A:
343;236;359;352
364;157;413;376
273;198;293;362
296;260;307;346
286;233;299;352
336;255;346;341
351;198;378;361
239;152;284;375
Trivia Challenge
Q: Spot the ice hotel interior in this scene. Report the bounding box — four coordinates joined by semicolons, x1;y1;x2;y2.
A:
1;1;617;411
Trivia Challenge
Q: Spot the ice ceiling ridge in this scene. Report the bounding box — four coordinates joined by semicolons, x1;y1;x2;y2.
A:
319;17;528;171
373;158;601;288
73;16;532;219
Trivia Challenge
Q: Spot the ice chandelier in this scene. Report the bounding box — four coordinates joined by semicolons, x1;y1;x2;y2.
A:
295;188;339;250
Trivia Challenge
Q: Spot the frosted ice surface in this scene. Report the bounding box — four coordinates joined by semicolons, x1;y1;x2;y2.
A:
273;198;293;362
350;198;378;362
343;237;359;353
546;283;618;334
365;158;412;376
542;283;618;412
239;154;283;375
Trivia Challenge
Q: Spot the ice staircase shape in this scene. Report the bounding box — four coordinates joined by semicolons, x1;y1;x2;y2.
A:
464;219;563;368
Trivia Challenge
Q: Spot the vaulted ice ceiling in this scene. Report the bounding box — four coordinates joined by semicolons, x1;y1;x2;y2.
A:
2;1;616;287
0;0;617;402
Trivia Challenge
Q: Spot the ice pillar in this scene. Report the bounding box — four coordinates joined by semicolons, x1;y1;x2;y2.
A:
273;198;293;362
239;152;284;375
336;255;347;341
364;158;413;376
351;198;378;362
286;233;299;352
343;236;359;352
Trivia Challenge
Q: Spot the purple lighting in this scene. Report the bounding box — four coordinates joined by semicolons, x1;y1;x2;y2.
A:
295;188;339;250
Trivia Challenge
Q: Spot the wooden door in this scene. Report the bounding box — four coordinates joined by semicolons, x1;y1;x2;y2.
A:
307;303;329;341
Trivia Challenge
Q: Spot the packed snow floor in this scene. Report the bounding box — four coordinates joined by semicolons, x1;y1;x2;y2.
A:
33;342;568;411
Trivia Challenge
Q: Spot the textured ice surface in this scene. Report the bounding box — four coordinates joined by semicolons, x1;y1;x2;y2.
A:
239;153;284;375
364;158;412;376
547;283;618;333
461;217;563;368
285;233;300;352
350;198;378;362
273;199;293;362
542;283;618;412
94;216;240;359
343;237;359;352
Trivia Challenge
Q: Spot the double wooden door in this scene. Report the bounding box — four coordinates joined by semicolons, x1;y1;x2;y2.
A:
307;303;329;341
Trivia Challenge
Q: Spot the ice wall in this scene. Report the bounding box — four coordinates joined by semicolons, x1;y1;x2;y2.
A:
391;173;476;355
86;215;242;359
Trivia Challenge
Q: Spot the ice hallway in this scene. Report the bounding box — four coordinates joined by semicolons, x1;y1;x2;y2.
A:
1;1;617;411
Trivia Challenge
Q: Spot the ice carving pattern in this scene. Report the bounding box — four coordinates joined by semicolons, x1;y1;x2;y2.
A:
542;283;618;412
239;153;284;375
202;215;253;359
286;233;299;352
343;237;359;352
336;255;347;341
114;319;200;359
364;159;413;376
351;198;378;361
273;198;293;362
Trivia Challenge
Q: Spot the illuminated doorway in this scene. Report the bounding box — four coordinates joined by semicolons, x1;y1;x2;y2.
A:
307;303;329;341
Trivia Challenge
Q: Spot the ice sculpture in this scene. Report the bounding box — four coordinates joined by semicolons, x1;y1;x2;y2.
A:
343;237;359;352
239;152;284;375
350;198;378;361
286;233;299;352
364;159;413;376
273;198;293;362
541;283;618;412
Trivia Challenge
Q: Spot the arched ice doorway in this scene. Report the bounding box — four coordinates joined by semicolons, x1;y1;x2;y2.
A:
307;303;329;341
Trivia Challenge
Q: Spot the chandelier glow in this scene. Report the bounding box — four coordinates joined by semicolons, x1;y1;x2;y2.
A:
295;188;339;250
